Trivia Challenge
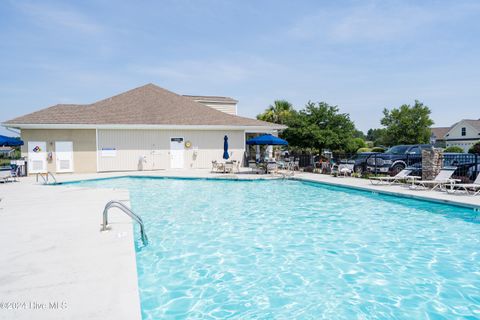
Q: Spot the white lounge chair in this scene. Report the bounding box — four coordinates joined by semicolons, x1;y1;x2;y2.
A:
248;160;262;174
449;173;480;196
224;161;234;173
369;168;416;185
211;161;226;173
211;160;218;173
337;163;353;177
266;161;278;174
0;169;15;183
410;167;457;191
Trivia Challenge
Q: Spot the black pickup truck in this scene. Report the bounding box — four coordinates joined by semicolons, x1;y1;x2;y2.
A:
366;144;433;175
342;152;379;174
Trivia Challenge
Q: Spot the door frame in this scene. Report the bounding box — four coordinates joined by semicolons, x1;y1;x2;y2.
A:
55;141;74;173
169;136;185;169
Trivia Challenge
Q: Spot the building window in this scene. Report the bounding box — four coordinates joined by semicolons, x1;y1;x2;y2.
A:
461;127;466;136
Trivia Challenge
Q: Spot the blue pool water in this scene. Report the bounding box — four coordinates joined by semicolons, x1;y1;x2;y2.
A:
70;177;480;319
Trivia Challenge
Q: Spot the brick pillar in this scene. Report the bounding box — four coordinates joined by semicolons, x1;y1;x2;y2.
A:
422;148;443;180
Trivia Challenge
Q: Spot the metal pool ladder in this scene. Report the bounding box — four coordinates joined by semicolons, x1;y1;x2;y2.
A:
101;200;149;246
36;172;57;185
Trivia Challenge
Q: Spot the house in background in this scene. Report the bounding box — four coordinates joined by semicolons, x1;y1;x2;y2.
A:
2;84;284;174
430;127;450;148
0;146;15;157
444;119;480;152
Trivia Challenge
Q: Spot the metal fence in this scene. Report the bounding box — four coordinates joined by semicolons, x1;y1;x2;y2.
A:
291;152;480;182
367;153;479;182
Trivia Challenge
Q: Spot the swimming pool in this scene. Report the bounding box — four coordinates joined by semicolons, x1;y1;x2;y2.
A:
70;177;480;319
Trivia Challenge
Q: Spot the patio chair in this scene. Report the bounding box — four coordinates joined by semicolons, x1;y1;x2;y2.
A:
224;161;234;174
212;160;225;173
211;160;218;173
369;168;415;185
266;161;278;174
290;158;299;171
321;162;332;174
336;163;353;177
248;160;259;173
234;160;240;173
0;169;14;183
449;173;480;196
410;167;457;191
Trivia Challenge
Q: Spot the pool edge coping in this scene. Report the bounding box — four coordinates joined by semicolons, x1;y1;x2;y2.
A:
293;176;480;211
57;172;480;211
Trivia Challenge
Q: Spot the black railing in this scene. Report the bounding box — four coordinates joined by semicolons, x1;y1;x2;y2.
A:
290;152;479;182
368;153;479;182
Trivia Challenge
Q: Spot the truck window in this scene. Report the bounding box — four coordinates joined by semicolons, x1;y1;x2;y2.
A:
409;147;421;154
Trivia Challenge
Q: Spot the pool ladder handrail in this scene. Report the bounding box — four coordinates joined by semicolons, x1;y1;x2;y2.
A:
101;200;148;246
36;172;57;184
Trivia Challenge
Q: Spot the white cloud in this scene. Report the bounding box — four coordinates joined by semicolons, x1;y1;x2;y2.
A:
14;1;104;34
288;1;480;42
130;56;285;85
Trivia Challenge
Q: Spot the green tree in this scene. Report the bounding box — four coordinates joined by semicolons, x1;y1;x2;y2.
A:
282;101;356;154
380;101;434;145
444;146;464;153
468;142;480;154
257;100;294;125
366;128;386;146
347;137;367;153
353;129;366;139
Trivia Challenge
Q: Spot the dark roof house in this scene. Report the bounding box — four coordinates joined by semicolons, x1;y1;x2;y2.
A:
4;84;282;129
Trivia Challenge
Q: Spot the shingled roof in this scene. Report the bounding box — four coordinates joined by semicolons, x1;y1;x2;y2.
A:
430;127;450;139
3;84;282;128
463;119;480;131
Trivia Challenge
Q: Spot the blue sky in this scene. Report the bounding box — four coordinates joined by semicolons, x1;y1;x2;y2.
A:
1;0;479;136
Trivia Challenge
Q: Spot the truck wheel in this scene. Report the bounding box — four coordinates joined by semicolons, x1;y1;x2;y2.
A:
391;163;405;176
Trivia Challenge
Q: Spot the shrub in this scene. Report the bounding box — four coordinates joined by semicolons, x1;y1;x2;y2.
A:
468;142;480;154
357;147;372;153
371;147;386;153
444;146;464;153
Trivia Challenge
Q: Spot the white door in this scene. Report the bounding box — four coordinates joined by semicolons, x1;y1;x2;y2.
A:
28;141;47;174
170;137;184;169
55;141;74;173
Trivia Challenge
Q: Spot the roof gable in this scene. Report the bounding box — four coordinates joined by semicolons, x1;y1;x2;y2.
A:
3;84;281;128
430;127;450;139
445;119;480;137
463;119;480;131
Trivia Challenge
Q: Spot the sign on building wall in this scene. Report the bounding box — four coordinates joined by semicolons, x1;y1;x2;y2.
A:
101;148;117;157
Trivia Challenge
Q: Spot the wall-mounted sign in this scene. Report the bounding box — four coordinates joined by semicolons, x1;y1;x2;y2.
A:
101;148;116;157
32;146;42;153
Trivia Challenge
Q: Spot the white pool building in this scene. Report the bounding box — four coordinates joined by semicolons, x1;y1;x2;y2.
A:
2;84;284;174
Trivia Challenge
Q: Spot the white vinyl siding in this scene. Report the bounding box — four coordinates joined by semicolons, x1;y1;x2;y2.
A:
206;104;236;115
444;120;480;152
195;102;237;115
97;129;245;172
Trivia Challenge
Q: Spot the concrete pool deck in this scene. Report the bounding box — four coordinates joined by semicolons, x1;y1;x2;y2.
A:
1;169;479;319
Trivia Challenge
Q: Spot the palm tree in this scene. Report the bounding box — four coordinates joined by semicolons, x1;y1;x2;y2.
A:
257;100;294;125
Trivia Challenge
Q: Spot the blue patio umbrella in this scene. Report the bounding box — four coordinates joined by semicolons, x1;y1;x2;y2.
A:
0;135;23;147
223;135;229;160
246;134;288;146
